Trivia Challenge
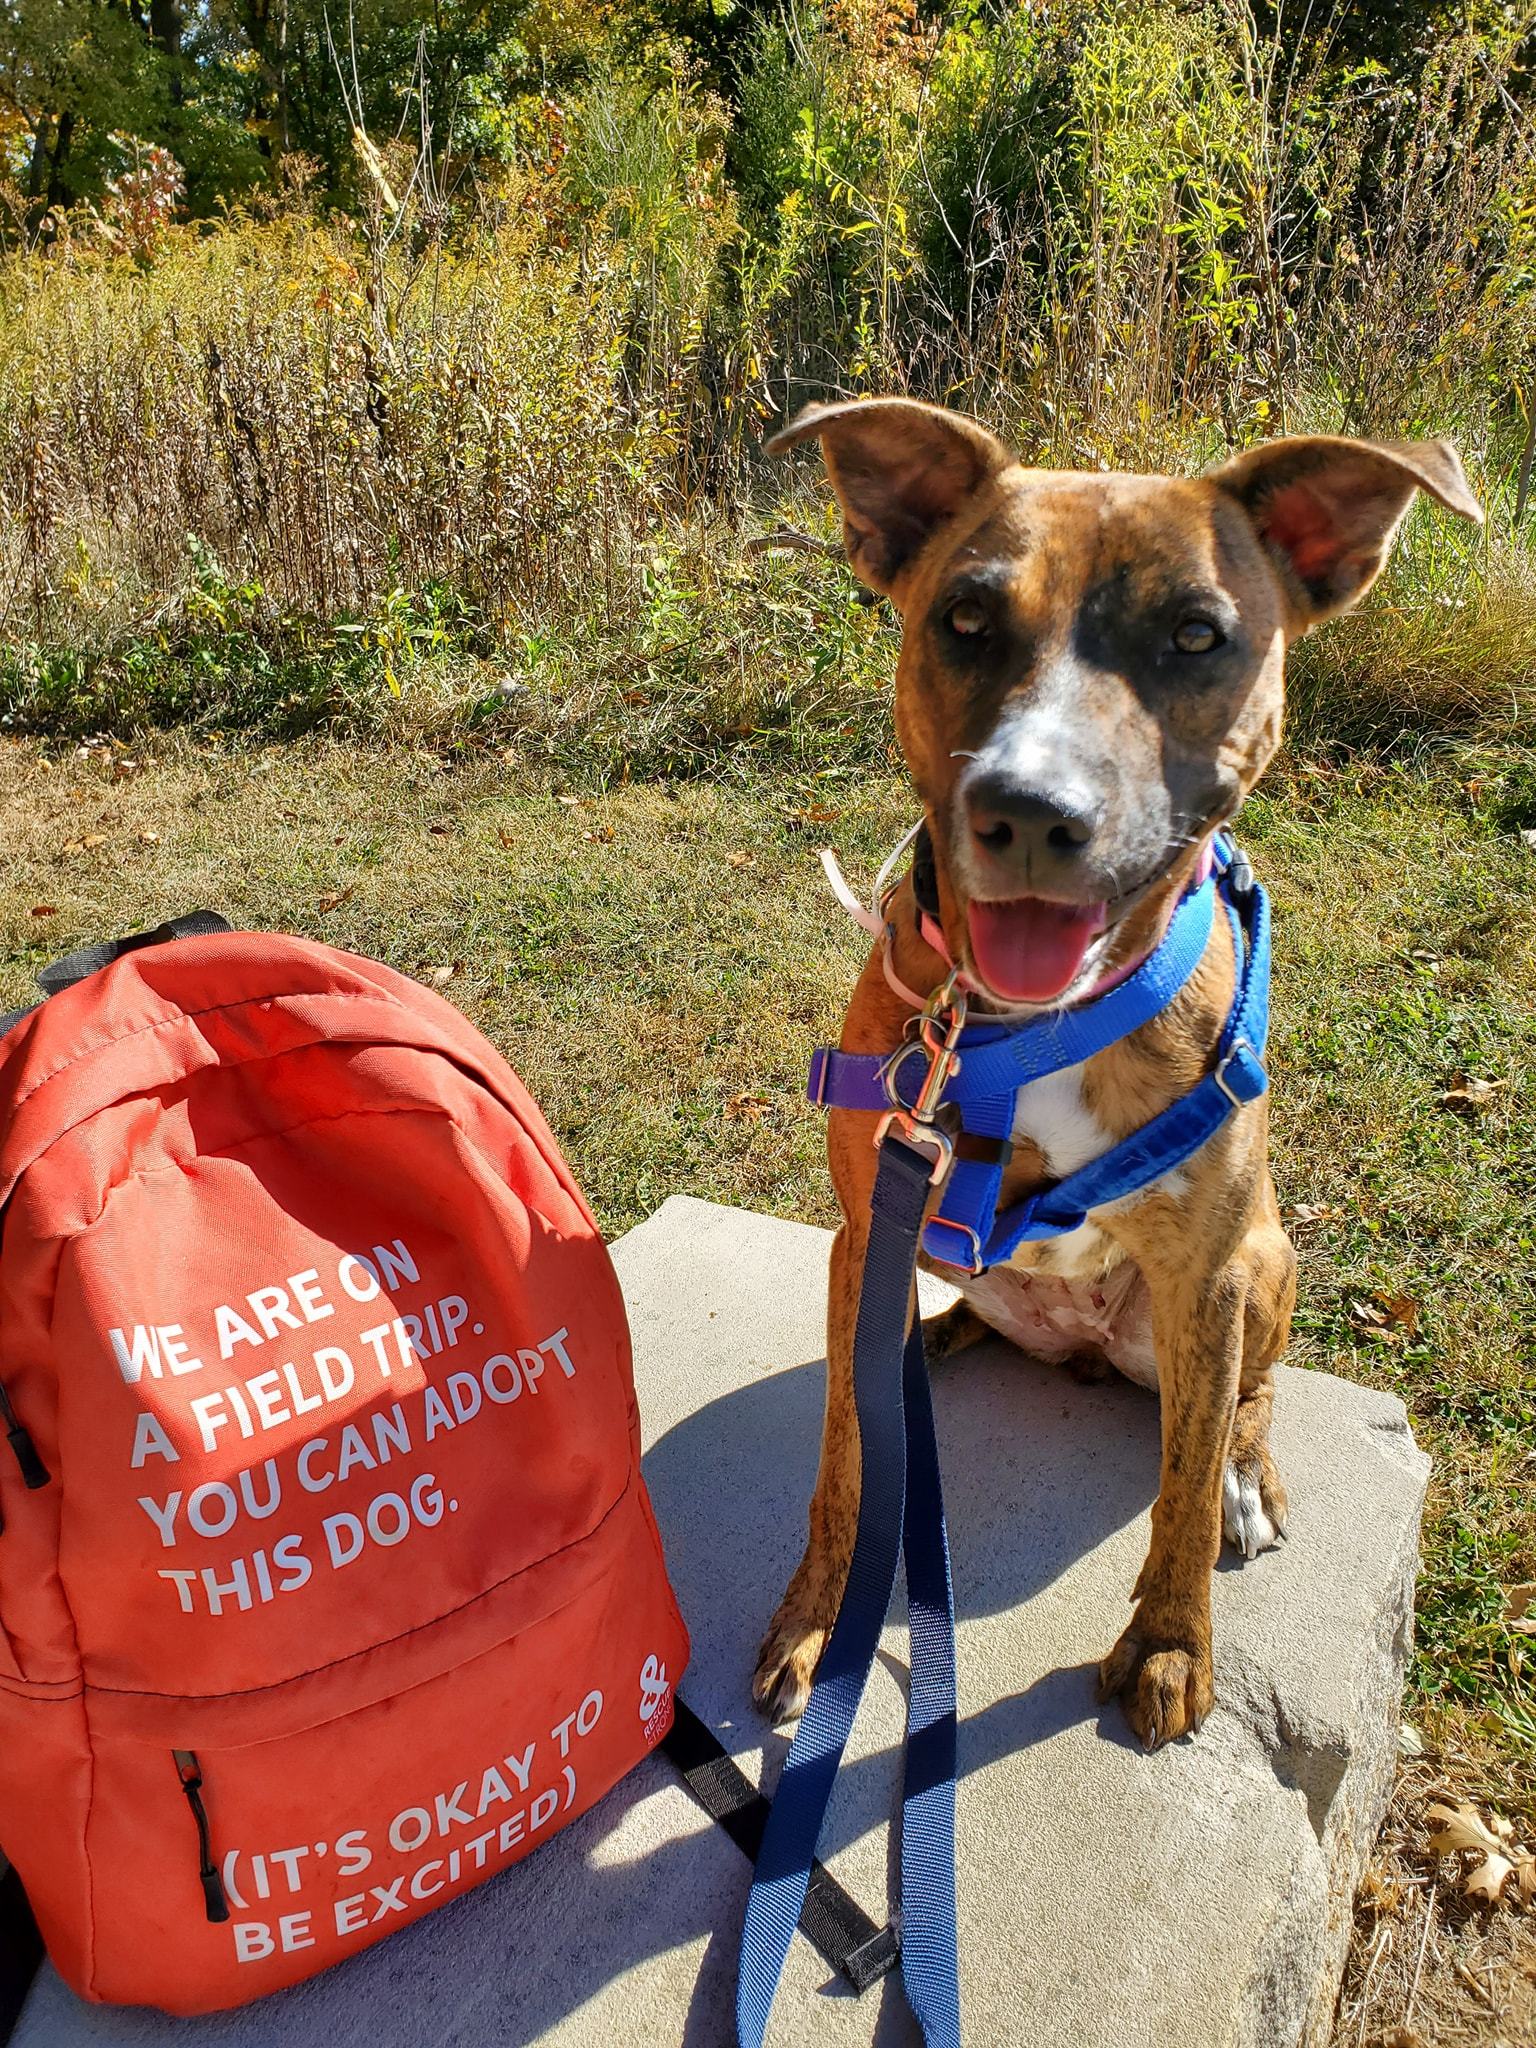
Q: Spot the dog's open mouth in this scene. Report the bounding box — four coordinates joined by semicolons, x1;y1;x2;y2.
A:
965;895;1108;1004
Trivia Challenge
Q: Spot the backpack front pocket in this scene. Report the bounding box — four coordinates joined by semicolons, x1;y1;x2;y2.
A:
61;1478;687;2014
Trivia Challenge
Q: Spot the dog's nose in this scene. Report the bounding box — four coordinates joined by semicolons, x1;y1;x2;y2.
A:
964;767;1099;878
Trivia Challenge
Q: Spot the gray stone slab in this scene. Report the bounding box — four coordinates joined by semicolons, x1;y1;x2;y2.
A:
17;1195;1428;2048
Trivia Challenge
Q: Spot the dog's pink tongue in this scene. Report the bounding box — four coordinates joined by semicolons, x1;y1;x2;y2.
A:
966;897;1106;1003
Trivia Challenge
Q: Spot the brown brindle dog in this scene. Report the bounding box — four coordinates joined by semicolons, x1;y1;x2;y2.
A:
752;398;1480;1749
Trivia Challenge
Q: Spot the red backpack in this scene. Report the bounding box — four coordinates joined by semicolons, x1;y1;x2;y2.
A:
0;917;690;2014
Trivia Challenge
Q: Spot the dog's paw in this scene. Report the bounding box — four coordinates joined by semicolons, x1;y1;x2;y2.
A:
752;1609;829;1726
1222;1456;1288;1561
1098;1628;1214;1750
922;1300;990;1364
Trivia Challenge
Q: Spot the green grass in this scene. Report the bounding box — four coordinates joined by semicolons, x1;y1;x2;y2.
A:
0;538;904;779
1;729;1530;1814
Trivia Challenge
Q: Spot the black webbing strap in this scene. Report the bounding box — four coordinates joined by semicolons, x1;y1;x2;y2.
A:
36;911;232;997
661;1695;900;1995
0;912;233;1043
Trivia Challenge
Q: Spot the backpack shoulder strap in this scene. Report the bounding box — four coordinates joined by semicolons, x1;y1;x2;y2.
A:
35;912;232;996
0;913;232;1041
662;1697;898;1995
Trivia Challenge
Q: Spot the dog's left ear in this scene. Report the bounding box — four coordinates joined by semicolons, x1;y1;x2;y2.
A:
766;397;1013;601
1213;434;1482;626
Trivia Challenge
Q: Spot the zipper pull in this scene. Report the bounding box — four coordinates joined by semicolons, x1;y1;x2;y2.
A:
0;1382;48;1489
173;1751;230;1924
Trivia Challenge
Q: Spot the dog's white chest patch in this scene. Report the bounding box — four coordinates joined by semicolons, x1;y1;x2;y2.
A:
946;1062;1182;1389
1005;1062;1116;1277
1008;1061;1189;1256
1009;1063;1109;1176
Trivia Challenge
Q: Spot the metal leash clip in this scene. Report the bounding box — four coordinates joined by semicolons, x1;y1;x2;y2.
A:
874;969;967;1185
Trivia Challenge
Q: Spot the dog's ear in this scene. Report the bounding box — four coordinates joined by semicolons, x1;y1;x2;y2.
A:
1212;434;1482;626
766;398;1013;599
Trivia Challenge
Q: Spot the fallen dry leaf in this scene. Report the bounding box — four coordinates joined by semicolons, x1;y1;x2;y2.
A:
725;1092;771;1123
582;826;615;844
1439;1075;1507;1115
1465;1853;1516;1905
1285;1201;1344;1226
1427;1798;1532;1908
726;852;755;869
1504;1584;1536;1628
1349;1294;1416;1340
786;804;838;827
427;964;457;988
1427;1799;1509;1858
556;795;582;808
1376;1292;1419;1334
30;905;57;918
136;829;161;846
315;886;354;914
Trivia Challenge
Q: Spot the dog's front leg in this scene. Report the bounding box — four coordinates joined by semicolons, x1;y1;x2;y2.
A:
752;1207;868;1723
1097;1257;1247;1749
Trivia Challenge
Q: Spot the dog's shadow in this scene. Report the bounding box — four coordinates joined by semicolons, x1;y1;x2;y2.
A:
18;1343;1158;2048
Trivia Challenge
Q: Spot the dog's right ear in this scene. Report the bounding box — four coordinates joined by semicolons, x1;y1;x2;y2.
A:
1212;433;1482;626
766;398;1013;601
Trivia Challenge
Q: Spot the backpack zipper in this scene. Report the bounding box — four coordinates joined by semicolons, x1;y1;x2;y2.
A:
0;1381;48;1491
173;1751;230;1923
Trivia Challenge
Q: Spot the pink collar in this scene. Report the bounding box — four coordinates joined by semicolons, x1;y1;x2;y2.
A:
915;837;1216;1011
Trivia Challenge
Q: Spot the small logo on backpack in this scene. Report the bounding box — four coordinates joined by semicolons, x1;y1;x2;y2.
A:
639;1654;673;1742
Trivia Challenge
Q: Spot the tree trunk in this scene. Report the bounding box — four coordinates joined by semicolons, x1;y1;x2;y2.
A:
45;112;76;208
150;0;186;103
25;118;52;202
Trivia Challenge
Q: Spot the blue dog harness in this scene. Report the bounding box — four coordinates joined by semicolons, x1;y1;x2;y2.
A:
806;834;1271;1273
738;838;1272;2048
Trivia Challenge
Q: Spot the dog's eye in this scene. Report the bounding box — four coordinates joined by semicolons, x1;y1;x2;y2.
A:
946;598;989;638
1173;616;1223;654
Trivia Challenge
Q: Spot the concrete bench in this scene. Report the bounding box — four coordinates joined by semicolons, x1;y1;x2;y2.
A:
16;1196;1427;2048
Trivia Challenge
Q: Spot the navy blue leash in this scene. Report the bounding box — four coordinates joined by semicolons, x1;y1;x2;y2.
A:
737;1134;960;2048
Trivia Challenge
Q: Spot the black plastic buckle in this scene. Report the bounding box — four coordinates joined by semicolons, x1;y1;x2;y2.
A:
1224;847;1255;901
